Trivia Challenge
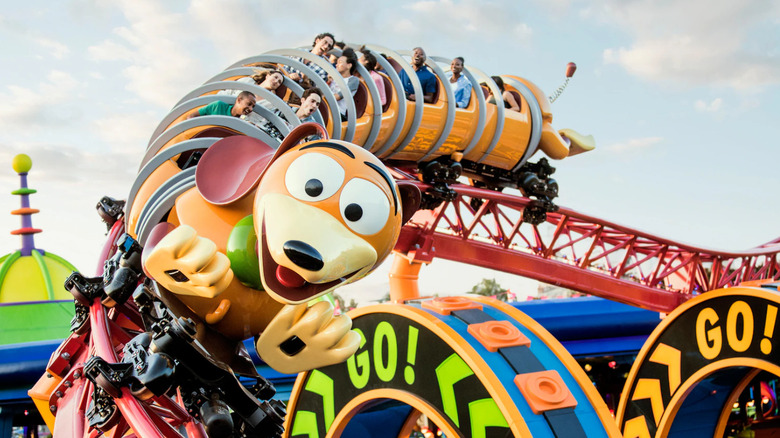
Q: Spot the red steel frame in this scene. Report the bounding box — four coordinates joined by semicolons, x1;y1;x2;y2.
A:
393;180;780;313
52;220;207;438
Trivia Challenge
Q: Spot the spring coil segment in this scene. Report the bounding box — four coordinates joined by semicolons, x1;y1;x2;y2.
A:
128;45;590;241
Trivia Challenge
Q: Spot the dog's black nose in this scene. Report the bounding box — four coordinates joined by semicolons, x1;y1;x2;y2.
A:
283;241;324;271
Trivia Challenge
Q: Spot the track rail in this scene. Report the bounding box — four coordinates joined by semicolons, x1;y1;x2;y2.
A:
393;178;780;313
55;220;208;438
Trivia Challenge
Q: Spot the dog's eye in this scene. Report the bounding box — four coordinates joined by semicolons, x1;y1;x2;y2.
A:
285;153;344;201
339;178;390;235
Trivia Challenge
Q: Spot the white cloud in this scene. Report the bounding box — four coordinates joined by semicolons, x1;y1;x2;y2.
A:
87;0;208;107
91;112;160;153
514;23;533;39
66;0;114;22
599;0;780;90
34;37;70;59
88;39;134;62
394;18;416;36
42;71;79;96
737;97;761;112
0;70;81;130
398;0;534;46
694;98;723;112
407;0;446;12
0;142;136;186
606;136;663;153
80;0;539;111
187;0;272;60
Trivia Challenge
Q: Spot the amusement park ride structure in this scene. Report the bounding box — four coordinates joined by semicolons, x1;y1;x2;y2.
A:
19;42;780;438
392;179;780;312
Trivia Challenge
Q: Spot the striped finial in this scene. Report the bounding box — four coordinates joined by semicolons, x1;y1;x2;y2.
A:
10;154;42;256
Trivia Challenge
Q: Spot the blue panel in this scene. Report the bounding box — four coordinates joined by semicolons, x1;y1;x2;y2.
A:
511;297;661;341
0;387;36;403
341;402;412;438
0;339;61;364
562;335;649;357
667;367;748;438
0;340;60;386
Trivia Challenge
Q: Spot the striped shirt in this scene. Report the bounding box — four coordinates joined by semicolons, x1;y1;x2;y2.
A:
284;49;330;83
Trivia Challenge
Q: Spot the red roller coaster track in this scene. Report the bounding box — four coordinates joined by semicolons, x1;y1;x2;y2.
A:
393;178;780;313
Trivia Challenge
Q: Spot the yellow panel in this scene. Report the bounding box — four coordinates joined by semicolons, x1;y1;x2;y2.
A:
0;257;48;302
462;104;498;163
478;111;531;169
436;89;480;157
380;101;417;158
43;257;78;300
371;102;399;154
391;80;450;161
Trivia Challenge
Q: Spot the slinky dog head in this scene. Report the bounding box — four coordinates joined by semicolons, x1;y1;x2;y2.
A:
196;123;419;305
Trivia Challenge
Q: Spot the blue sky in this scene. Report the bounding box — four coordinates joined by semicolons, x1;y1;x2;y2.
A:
0;0;778;297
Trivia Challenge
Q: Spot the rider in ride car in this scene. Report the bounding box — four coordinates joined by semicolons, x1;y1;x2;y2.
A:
399;47;436;104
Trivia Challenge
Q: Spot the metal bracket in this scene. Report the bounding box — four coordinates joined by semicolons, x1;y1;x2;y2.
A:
84;356;134;399
65;273;105;306
86;386;120;432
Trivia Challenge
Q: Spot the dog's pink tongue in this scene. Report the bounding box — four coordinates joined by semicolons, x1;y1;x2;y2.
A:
276;265;306;288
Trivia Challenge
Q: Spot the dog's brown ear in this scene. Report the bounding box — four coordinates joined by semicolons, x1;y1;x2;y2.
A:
396;181;421;225
195;136;275;205
196;124;329;205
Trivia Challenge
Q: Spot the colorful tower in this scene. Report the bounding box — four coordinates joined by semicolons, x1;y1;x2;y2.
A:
0;154;77;344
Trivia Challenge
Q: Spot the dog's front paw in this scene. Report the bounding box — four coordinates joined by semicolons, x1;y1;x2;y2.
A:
144;225;233;298
256;301;360;374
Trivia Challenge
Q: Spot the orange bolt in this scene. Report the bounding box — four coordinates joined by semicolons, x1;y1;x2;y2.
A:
514;370;577;414
421;296;482;315
467;320;530;352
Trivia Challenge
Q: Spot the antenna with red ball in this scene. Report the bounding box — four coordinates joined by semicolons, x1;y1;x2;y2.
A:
548;62;577;103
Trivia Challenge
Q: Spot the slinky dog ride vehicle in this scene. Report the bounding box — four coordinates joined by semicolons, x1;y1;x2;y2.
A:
143;45;593;224
28;44;595;437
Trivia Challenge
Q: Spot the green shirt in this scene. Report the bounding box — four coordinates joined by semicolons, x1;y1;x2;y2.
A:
198;101;234;116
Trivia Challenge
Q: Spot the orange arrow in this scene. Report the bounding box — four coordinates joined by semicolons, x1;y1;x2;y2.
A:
649;343;681;395
632;378;664;426
623;416;652;438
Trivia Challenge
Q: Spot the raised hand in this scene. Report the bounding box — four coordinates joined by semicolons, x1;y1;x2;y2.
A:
256;301;360;374
144;225;233;299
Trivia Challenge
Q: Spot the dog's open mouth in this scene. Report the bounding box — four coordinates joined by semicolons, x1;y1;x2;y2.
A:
260;223;346;303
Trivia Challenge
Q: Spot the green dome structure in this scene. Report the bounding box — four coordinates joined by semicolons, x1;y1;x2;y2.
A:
0;154;77;345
